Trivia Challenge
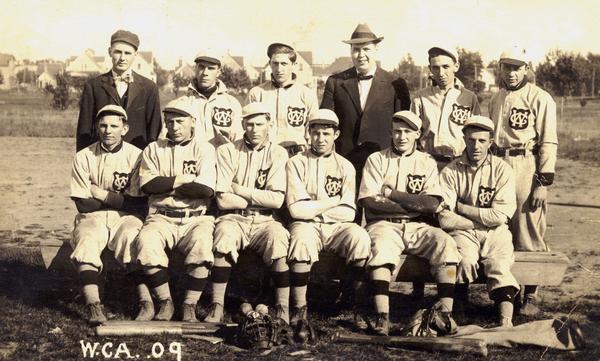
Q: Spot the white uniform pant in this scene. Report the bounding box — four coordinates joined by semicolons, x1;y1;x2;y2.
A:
70;210;143;269
213;214;289;265
504;154;548;251
136;213;215;268
288;221;371;264
367;220;460;275
450;224;519;293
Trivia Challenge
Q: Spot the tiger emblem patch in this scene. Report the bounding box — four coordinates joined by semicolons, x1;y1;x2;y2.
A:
508;108;530;130
287;106;306;127
112;172;130;193
477;186;496;208
255;167;270;190
449;104;472;125
324;175;343;197
406;174;425;194
212;107;233;127
183;160;197;175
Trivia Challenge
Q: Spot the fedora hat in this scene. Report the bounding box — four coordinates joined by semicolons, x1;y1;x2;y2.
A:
342;23;384;45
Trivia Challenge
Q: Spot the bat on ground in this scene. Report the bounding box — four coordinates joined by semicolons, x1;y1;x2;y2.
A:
95;320;238;337
331;332;488;357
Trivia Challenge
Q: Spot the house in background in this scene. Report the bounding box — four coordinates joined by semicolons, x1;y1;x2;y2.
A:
221;53;260;82
66;49;157;82
0;53;17;90
37;62;65;89
480;67;498;92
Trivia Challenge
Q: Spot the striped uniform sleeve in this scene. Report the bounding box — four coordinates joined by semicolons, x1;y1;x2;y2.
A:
70;150;92;199
285;156;311;206
215;143;235;194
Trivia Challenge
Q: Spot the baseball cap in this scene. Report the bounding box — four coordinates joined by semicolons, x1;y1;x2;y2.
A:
343;23;384;45
163;97;195;118
308;109;339;127
110;30;140;50
462;115;495;132
194;50;221;66
499;46;528;66
96;104;127;121
392;110;422;131
428;45;459;63
267;42;295;58
242;102;271;119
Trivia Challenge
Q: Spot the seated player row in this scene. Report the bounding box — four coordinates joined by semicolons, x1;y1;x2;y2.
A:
70;99;520;337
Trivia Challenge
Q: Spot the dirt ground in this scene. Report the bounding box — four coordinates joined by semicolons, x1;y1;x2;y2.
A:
0;136;599;360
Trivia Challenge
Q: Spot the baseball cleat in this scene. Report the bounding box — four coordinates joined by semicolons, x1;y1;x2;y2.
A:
519;295;541;316
290;305;308;327
373;313;390;336
181;303;198;323
274;304;290;325
87;302;107;325
154;298;174;321
353;309;369;331
135;300;155;321
203;303;224;323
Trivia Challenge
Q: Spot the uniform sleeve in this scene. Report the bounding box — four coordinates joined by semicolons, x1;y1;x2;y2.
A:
439;164;459;210
482;161;516;220
358;153;383;200
124;152;144;197
285;157;311;206
195;144;217;190
139;145;160;187
320;76;335;110
264;146;288;193
420;156;443;198
471;93;481;116
76;80;96;152
393;77;411;111
229;97;244;142
304;87;320;142
338;160;357;210
70;151;92;199
534;91;558;174
146;83;163;143
215;144;235;194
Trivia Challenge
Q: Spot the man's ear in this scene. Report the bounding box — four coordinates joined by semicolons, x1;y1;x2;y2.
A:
454;61;460;73
334;129;341;140
121;122;129;136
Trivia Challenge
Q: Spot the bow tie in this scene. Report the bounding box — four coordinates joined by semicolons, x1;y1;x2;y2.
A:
114;74;133;84
357;74;373;81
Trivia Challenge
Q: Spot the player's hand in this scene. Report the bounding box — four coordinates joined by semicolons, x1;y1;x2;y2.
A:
381;185;393;198
455;201;466;215
90;185;109;201
530;186;547;210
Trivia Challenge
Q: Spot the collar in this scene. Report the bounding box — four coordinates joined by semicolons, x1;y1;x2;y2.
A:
432;78;462;94
309;147;334;158
188;79;227;98
457;151;492;167
100;141;123;154
356;67;376;78
243;135;269;151
502;78;528;92
167;130;195;147
390;141;416;157
111;69;134;82
271;73;296;89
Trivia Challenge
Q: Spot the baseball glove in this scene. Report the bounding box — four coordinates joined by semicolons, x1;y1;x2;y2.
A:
236;311;294;349
402;301;458;337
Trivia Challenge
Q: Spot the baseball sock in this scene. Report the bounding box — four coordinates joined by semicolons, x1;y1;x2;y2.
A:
371;267;391;314
78;264;100;305
524;285;538;299
290;262;310;308
271;258;290;307
133;271;152;302
146;268;171;301
437;283;455;312
209;265;232;306
183;275;208;305
490;286;517;320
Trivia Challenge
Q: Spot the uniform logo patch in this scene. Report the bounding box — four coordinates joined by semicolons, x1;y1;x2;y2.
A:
406;174;425;194
112;172;130;193
508;107;530;130
477;186;496;208
183;160;197;175
324;175;343;197
449;104;472;125
255;167;270;190
212;107;233;127
287;106;306;127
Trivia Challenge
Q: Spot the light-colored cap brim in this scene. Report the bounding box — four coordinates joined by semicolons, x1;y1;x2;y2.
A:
342;37;384;45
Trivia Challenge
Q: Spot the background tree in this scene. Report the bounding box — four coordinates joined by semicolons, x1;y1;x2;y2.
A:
220;66;251;93
172;73;192;96
536;50;589;97
0;72;4;85
16;69;37;86
153;60;169;89
392;54;423;91
456;48;484;92
46;73;71;110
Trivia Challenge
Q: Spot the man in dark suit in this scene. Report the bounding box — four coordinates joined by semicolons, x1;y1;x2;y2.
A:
321;23;411;221
76;30;162;151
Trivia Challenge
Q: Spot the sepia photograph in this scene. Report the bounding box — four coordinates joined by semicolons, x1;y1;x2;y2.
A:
0;0;598;359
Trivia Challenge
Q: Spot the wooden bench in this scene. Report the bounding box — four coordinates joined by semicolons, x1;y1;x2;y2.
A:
39;239;570;286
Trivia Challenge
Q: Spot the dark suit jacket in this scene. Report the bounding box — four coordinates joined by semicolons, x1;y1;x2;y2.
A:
76;71;162;151
321;67;410;159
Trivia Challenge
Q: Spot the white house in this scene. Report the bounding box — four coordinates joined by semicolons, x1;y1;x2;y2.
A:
67;49;157;82
221;53;260;82
0;53;17;90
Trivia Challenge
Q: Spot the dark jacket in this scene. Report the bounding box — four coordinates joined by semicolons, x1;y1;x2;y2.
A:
320;67;410;160
76;71;162;151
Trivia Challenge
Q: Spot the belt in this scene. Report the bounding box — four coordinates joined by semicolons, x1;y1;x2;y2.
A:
284;144;307;156
494;147;538;157
222;209;273;217
368;217;422;224
431;154;459;163
156;208;206;218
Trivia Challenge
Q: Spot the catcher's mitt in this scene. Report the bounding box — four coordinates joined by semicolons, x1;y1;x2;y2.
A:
402;302;458;337
236;310;294;349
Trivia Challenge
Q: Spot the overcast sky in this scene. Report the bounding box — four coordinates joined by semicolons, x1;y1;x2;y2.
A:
2;0;599;70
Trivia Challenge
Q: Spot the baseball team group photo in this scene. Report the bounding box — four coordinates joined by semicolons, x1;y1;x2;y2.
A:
1;1;599;360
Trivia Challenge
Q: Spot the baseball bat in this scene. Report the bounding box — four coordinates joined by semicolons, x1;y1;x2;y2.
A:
95;321;238;337
331;332;488;357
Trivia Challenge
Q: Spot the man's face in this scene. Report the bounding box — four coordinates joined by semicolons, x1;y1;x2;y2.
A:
97;115;128;149
464;127;493;164
391;121;420;154
108;42;137;74
195;61;221;90
165;113;194;143
429;54;459;90
243;114;270;146
269;53;294;85
310;124;339;155
500;62;528;88
351;42;378;74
